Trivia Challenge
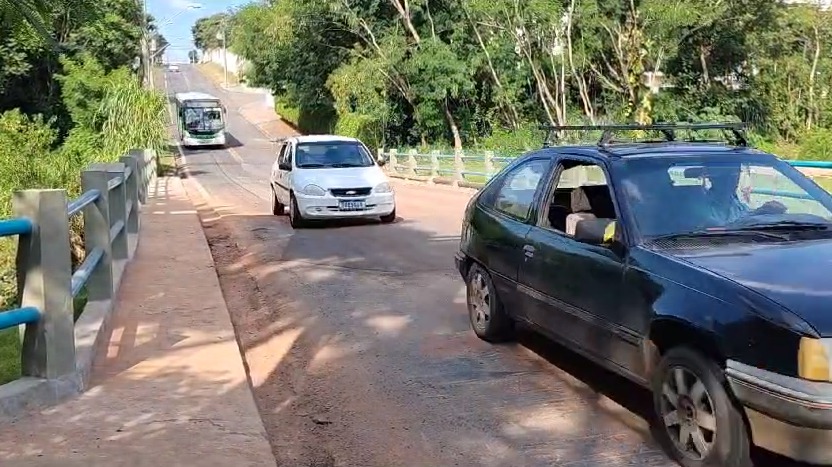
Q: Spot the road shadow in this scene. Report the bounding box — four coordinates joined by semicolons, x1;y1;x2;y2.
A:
186;178;813;467
516;330;806;466
0;176;274;466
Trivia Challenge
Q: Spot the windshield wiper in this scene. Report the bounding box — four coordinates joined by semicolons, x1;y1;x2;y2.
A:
297;163;325;168
732;220;832;231
652;229;789;241
329;163;366;168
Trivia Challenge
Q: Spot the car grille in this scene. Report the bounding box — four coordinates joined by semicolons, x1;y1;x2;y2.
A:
330;187;371;197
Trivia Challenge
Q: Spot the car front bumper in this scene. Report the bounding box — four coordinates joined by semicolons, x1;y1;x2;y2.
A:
295;192;395;220
726;359;832;464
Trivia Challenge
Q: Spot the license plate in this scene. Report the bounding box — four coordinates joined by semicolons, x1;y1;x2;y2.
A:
339;200;366;211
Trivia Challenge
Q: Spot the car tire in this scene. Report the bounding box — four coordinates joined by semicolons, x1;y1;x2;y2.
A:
380;208;396;224
465;263;513;342
651;347;751;467
271;187;285;215
289;195;306;228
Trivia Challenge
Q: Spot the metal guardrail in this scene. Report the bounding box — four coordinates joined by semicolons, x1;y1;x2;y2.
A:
379;149;832;195
0;149;156;381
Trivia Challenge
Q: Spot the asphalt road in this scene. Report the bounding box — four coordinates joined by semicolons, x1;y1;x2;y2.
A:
163;65;805;467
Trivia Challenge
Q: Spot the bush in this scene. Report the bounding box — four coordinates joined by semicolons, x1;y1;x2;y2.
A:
799;128;832;161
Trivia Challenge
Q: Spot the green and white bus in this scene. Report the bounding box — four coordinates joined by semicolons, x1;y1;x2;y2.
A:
174;92;227;148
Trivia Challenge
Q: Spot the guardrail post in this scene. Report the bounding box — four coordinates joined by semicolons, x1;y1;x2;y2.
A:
484;151;495;179
148;149;158;185
429;150;440;183
81;169;114;301
453;149;464;186
407;149;418;179
110;164;128;262
389;149;398;173
13;189;76;379
120;154;141;240
95;162;129;262
129;149;147;204
377;149;387;172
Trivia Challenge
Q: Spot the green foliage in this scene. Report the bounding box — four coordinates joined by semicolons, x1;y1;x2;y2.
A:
192;13;231;51
799;128;832;161
0;0;167;384
217;0;832;152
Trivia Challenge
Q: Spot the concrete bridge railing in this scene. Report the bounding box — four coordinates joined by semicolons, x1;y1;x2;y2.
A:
0;149;156;421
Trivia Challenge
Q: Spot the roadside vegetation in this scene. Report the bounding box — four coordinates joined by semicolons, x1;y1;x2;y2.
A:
0;0;169;384
191;0;832;158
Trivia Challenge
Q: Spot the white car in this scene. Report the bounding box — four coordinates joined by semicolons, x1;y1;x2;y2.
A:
168;64;180;72
269;135;396;228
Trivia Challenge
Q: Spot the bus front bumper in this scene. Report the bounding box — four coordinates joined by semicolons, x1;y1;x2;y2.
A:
183;134;226;147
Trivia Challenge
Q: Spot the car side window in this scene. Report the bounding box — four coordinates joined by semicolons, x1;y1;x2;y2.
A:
285;143;294;167
539;159;619;243
276;143;287;166
493;159;552;220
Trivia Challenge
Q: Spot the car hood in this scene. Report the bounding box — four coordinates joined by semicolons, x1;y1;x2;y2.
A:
294;166;388;190
668;239;832;335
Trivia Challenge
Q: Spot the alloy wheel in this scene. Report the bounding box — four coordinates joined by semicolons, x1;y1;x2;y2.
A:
469;271;491;329
659;366;718;461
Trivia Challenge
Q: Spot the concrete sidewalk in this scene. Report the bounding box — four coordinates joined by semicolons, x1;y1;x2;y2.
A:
0;177;275;467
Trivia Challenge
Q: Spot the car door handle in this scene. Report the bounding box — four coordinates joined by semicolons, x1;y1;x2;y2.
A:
523;244;535;257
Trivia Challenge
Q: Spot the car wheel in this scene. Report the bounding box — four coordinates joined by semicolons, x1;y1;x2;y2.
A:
651;347;751;467
271;187;285;215
466;263;513;342
380;208;396;224
289;195;306;228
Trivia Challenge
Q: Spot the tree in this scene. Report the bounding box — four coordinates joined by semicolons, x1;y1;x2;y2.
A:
211;0;832;153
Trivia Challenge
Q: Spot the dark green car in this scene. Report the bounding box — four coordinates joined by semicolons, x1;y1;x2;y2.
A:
455;124;832;466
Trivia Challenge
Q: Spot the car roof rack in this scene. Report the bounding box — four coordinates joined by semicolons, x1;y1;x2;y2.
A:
542;122;749;149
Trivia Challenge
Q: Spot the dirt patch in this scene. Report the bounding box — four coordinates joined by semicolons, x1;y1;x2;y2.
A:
182;189;329;466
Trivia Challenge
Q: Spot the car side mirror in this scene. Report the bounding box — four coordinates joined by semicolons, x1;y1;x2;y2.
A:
279;162;292;171
377;157;387;167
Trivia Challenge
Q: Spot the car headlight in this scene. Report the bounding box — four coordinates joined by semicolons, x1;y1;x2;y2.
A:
301;184;327;196
374;182;393;193
798;337;832;381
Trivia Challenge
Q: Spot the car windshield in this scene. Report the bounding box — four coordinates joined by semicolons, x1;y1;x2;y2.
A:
618;155;832;238
183;107;223;131
295;141;375;168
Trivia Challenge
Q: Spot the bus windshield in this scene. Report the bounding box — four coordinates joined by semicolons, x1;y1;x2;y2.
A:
182;106;224;132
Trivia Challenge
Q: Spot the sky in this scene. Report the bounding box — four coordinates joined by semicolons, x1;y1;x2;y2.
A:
146;0;248;62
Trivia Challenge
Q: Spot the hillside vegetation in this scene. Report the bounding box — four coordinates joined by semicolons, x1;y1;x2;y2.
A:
192;0;832;156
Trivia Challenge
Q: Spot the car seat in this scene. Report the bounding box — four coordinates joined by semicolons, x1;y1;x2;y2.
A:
565;186;615;241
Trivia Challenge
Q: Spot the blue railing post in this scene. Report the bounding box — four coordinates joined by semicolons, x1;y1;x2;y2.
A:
120;153;141;240
12;189;75;379
81;168;114;301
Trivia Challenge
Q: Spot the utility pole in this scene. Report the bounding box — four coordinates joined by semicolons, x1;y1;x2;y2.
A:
139;0;154;89
222;28;228;88
215;25;228;88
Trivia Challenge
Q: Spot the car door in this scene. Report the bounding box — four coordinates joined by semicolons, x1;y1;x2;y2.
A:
470;157;554;320
517;158;641;375
273;142;293;204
